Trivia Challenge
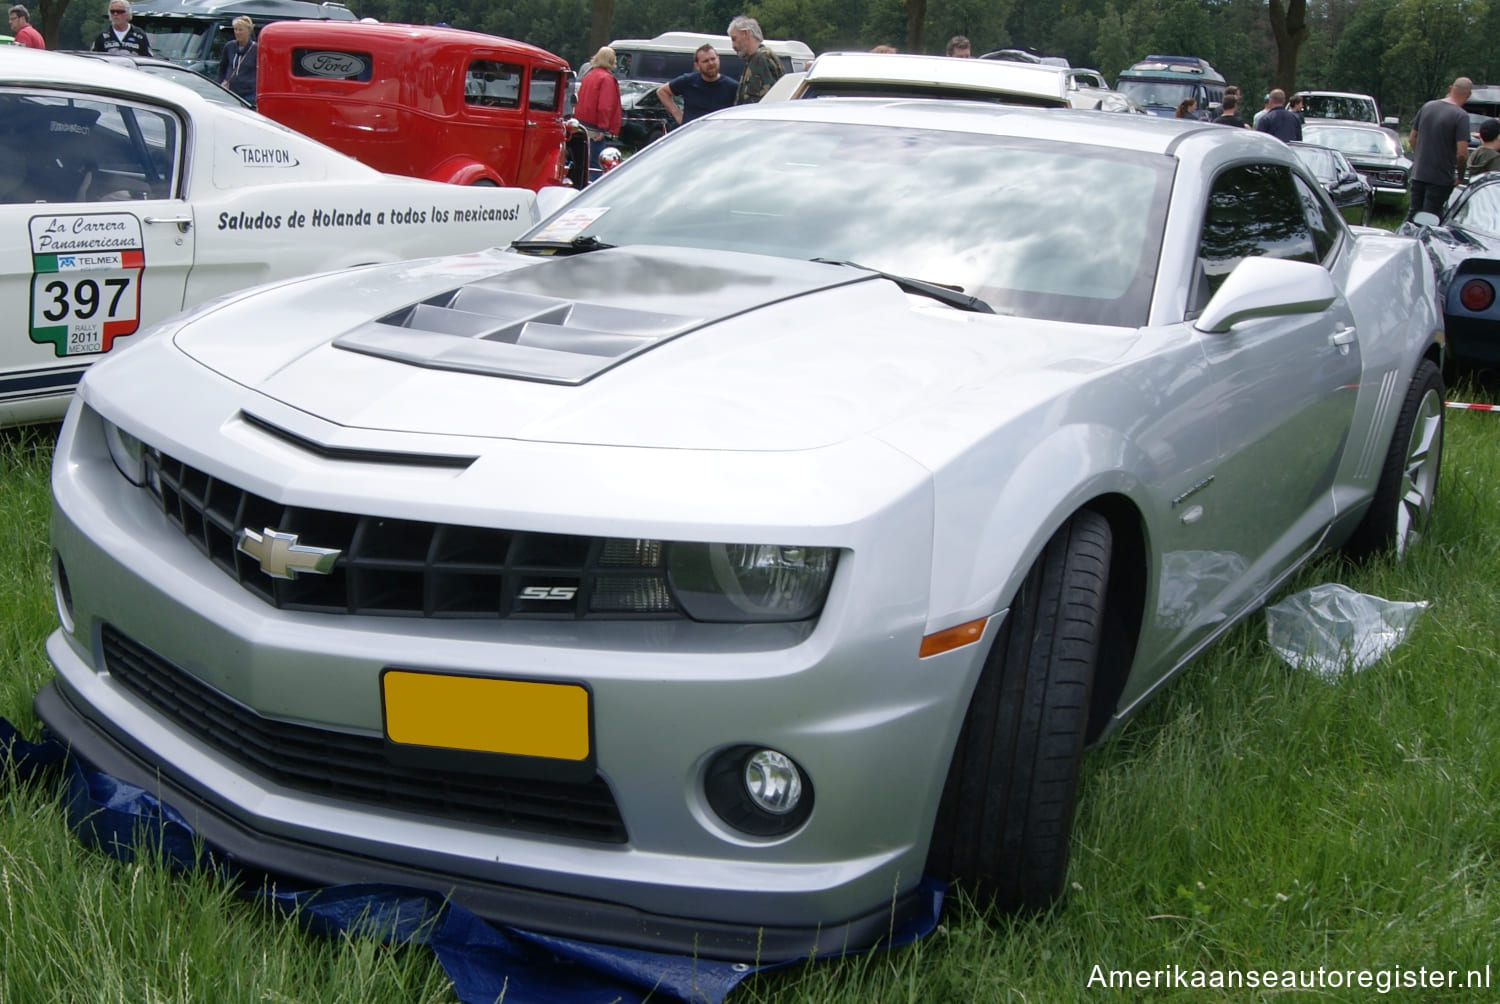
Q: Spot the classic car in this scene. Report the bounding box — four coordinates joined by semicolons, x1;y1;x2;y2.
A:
126;0;356;79
1114;54;1224;119
255;21;572;190
0;46;553;425
1293;89;1399;129
1291;141;1375;225
66;50;252;108
41;101;1444;962
1403;172;1500;367
1302;120;1412;205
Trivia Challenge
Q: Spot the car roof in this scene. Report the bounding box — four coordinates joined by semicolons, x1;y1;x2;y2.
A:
1;44;225;106
803;50;1070;100
1301;119;1388;132
1293;90;1375;99
714;93;1295;161
128;0;355;19
258;20;569;64
609;31;814;59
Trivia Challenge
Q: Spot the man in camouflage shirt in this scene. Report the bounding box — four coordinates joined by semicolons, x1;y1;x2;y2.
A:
728;15;783;104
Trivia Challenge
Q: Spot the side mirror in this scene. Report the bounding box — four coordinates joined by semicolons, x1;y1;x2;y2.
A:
1195;256;1337;334
1382;115;1399;128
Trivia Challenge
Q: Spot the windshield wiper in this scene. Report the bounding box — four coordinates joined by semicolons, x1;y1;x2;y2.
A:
811;258;995;313
510;234;616;255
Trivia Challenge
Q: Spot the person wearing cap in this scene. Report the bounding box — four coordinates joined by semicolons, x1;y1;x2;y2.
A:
1409;76;1474;218
1468;118;1500;178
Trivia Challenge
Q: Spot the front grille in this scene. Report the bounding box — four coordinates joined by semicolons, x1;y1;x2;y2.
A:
101;625;628;843
144;450;683;619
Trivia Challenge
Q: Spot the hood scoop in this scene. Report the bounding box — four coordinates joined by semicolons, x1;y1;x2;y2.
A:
331;246;868;385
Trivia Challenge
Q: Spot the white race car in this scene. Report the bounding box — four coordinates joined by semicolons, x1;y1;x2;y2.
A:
0;46;554;425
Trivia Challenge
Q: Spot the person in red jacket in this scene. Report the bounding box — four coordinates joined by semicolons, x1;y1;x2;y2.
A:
571;46;622;187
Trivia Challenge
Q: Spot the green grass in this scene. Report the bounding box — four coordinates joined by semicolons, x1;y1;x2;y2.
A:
3;383;1499;1003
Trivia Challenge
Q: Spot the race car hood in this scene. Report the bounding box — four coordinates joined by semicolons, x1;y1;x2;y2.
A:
172;245;1132;451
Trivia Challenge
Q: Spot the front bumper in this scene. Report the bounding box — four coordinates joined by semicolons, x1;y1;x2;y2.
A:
46;396;981;961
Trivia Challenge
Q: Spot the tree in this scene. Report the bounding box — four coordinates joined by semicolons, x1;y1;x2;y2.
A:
1382;0;1487;112
590;0;614;54
1267;0;1309;92
35;0;72;48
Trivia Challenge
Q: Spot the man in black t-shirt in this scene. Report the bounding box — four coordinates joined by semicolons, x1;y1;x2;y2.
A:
1408;76;1473;219
91;0;151;56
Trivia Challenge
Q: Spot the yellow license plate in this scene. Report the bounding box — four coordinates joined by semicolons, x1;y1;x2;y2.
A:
381;670;590;762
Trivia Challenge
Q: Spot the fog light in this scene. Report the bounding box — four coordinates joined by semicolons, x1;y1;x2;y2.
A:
704;745;814;837
745;749;802;814
1459;278;1495;312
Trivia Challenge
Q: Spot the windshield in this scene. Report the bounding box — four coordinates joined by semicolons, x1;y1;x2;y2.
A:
1293;145;1338;183
1116;80;1197;110
132;17;214;62
1448;183;1500;235
1300;94;1377;123
523;118;1172;326
1302;125;1399;158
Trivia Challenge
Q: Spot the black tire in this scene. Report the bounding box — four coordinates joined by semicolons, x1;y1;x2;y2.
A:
926;509;1112;912
1344;359;1444;559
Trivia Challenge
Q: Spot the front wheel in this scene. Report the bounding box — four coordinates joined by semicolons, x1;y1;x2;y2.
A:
1344;359;1444;559
926;509;1111;912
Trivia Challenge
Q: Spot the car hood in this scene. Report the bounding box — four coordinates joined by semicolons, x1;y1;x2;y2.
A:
172;245;1131;451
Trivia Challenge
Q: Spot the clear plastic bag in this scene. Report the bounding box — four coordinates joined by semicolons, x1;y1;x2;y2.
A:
1265;583;1429;680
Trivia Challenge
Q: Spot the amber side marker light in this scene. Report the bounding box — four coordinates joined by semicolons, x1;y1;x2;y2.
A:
919;617;988;658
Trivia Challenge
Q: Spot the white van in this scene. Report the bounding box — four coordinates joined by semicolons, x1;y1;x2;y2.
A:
610;31;814;84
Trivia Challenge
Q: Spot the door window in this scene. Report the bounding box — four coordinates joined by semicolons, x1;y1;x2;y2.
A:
529;68;563;112
1194;163;1318;308
466;61;522;108
0;90;181;205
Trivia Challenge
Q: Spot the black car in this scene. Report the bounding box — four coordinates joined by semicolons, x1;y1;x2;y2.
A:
617;78;673;151
1291;142;1374;226
66;50;253;109
1301;121;1411;206
1402;173;1500;368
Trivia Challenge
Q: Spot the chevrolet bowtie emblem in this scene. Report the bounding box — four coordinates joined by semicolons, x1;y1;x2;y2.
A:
235;527;341;580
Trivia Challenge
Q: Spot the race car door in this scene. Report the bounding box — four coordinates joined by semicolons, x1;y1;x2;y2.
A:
0;88;193;422
1193;163;1362;615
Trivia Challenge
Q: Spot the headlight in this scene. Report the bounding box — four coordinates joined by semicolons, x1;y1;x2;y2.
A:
667;543;837;622
102;418;147;485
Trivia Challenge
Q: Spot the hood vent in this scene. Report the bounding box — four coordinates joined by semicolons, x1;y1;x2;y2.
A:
331;247;869;385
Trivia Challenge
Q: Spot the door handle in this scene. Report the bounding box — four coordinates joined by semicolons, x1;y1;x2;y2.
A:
1330;325;1356;354
144;215;193;233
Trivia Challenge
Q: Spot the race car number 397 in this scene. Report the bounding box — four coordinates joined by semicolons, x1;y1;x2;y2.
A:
29;213;145;358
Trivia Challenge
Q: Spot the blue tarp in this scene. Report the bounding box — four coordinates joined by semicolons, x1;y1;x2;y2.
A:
0;716;941;1004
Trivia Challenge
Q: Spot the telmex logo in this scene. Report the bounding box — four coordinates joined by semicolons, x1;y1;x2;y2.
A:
299;50;367;78
233;144;300;168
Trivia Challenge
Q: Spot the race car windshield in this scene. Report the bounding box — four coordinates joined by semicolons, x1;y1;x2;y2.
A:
539;119;1172;326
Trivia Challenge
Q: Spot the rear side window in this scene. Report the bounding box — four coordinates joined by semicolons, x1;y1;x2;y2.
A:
529;69;563;112
466;61;522;108
0;90;181;204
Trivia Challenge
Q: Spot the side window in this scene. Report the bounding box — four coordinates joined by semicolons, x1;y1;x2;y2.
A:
1292;172;1343;261
529;69;562;112
1195;163;1318;307
0;93;180;204
465;60;522;108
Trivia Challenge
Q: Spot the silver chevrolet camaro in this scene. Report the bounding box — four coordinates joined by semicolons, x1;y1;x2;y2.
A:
41;99;1445;961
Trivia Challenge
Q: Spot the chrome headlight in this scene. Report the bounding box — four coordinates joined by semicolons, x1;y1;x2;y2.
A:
102;418;146;485
667;544;837;622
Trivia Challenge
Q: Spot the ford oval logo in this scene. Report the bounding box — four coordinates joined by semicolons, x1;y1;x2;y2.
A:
299;50;367;79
